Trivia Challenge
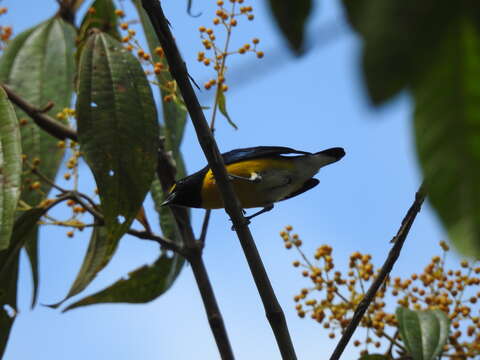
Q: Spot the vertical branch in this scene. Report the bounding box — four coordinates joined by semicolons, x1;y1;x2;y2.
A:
141;1;297;358
156;148;234;360
329;183;427;360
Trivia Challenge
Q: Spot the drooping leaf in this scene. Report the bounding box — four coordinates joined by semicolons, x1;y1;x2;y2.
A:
217;89;237;130
341;0;458;105
132;0;188;150
0;18;76;208
0;17;76;307
47;225;113;308
80;0;120;39
133;0;186;283
414;16;480;259
0;208;46;278
76;31;159;255
76;0;121;63
0;207;45;357
396;307;450;360
0;87;21;251
23;231;39;308
267;0;312;54
0;253;18;358
63;254;183;311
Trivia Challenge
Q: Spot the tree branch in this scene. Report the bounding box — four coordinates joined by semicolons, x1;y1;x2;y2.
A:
329;182;427;360
156;145;235;360
1;84;78;141
140;1;297;358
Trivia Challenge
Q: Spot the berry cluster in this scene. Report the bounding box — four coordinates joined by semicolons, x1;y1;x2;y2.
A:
281;226;480;359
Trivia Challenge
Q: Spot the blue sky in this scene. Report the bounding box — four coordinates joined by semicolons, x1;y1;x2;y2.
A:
3;1;457;359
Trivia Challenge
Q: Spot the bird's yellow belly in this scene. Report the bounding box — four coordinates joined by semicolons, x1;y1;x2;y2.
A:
200;158;296;209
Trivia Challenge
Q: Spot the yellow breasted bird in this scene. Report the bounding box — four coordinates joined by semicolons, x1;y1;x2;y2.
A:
162;146;345;221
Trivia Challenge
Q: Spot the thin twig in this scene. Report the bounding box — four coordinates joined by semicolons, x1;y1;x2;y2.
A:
141;1;297;358
329;183;427;360
198;210;211;248
1;84;78;141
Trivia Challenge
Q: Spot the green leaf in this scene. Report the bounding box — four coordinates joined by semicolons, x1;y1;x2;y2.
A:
0;207;45;357
0;18;76;208
359;355;388;360
76;31;159;252
0;253;18;358
414;16;480;259
217;90;237;130
133;0;186;283
0;16;76;308
0;87;21;251
341;0;458;105
267;0;312;54
132;0;188;150
63;254;183;311
0;208;46;278
76;0;121;63
79;0;120;40
396;307;450;360
47;225;114;308
23;230;39;308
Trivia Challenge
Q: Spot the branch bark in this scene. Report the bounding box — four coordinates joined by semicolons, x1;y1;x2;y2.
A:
156;145;234;359
1;84;78;141
329;183;427;360
141;1;297;359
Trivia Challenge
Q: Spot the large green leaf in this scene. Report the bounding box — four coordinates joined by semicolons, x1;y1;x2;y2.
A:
63;253;183;311
79;0;120;40
0;207;45;358
0;17;76;306
267;0;312;54
76;0;121;64
341;0;457;105
47;225;114;308
0;87;21;251
396;307;449;360
414;16;480;259
76;31;159;253
133;0;186;281
0;17;76;207
131;0;188;151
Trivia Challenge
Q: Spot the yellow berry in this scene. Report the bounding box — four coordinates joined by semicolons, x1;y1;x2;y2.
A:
120;22;128;30
114;9;125;17
256;51;264;58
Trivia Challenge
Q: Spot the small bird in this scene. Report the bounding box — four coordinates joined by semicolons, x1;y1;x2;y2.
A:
162;146;345;221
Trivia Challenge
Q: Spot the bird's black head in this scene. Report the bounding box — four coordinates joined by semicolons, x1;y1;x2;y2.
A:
161;171;204;208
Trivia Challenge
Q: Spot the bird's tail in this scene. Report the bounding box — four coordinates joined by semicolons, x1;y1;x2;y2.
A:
313;147;346;167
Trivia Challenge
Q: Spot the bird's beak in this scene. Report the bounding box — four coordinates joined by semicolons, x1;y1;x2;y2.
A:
161;191;176;206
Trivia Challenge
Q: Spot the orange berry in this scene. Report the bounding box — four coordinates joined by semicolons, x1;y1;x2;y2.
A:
120;22;128;30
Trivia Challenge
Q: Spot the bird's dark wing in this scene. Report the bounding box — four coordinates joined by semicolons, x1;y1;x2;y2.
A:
222;146;311;165
280;178;319;201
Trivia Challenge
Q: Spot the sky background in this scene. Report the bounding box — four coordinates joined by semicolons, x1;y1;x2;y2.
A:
2;0;461;359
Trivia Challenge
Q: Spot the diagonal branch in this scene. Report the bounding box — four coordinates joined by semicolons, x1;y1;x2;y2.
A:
141;1;297;359
329;182;427;360
1;84;78;141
